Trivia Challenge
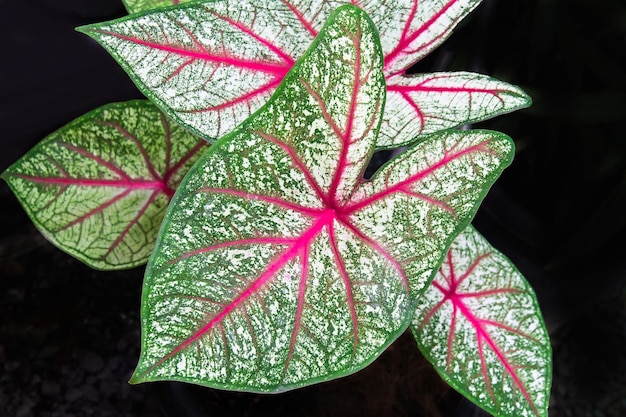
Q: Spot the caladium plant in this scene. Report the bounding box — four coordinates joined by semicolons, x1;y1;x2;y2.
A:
2;100;208;269
2;0;551;416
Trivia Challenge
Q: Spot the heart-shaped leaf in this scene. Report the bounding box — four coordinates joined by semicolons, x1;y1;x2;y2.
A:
132;6;514;391
122;0;195;15
412;226;551;417
1;100;209;270
78;0;527;147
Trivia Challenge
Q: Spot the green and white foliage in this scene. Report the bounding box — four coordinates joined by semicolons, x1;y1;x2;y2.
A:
412;226;551;417
2;101;208;270
79;0;529;147
381;72;529;149
132;6;514;392
122;0;196;15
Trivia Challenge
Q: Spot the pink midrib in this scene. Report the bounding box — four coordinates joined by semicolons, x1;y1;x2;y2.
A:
206;9;295;67
13;175;172;194
281;0;317;36
387;84;506;97
96;30;291;76
12;149;209;198
329;22;362;205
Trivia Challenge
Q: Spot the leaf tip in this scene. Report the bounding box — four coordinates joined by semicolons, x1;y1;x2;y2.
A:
522;92;533;108
504;81;533;111
128;363;149;385
128;373;142;385
74;24;96;36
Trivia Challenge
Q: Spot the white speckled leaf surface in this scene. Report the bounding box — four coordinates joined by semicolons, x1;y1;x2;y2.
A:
380;71;531;148
132;7;514;392
79;0;529;147
1;101;208;270
412;226;552;417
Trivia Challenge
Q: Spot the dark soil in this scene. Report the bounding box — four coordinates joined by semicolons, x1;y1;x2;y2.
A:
2;0;626;416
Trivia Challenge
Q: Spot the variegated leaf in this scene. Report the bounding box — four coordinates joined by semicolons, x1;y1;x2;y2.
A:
380;72;531;149
122;0;197;15
77;0;527;148
132;6;514;392
1;100;208;270
412;226;552;417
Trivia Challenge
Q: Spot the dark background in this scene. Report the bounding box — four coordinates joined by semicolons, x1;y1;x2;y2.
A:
1;0;625;416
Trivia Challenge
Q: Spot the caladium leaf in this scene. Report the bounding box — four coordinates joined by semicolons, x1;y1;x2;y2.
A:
122;0;196;15
132;6;514;392
412;226;551;417
78;0;528;147
380;72;531;149
1;100;208;270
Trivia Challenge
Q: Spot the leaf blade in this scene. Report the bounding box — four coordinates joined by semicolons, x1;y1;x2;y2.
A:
412;226;552;417
133;5;404;391
1;100;209;270
380;72;532;148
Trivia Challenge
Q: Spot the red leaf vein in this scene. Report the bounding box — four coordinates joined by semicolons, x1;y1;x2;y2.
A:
383;0;459;71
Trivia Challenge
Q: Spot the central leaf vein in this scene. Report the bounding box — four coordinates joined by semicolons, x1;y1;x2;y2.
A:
97;30;291;75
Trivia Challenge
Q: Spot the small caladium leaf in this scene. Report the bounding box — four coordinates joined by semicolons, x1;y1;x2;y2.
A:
122;0;196;15
1;100;208;270
379;72;531;149
77;0;523;148
412;226;552;417
132;6;514;392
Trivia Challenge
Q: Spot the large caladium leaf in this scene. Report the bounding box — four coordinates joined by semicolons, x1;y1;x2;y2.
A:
78;0;529;147
1;100;208;270
412;226;552;417
131;6;514;391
